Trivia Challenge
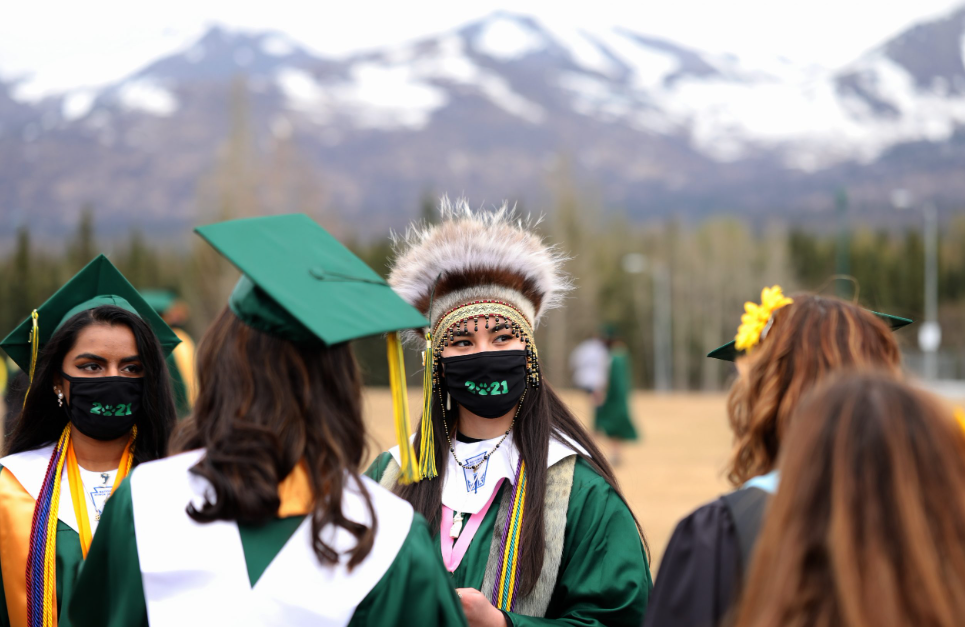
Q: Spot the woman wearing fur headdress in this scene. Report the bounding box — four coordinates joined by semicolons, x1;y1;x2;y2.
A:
366;199;652;627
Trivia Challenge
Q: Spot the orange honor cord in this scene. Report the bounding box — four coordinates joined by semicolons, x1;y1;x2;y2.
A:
65;445;92;559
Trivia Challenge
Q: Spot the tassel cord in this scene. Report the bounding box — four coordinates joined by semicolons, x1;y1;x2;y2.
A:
387;332;419;484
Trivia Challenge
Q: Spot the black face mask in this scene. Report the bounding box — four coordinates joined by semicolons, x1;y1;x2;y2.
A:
61;372;143;441
441;350;528;419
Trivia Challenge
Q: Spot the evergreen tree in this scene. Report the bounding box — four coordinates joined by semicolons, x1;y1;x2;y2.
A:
69;205;96;272
3;227;33;332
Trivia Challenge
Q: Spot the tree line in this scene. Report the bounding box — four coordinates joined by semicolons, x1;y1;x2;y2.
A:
3;201;963;390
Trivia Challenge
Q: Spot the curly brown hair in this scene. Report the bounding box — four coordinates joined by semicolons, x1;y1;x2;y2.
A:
725;294;901;486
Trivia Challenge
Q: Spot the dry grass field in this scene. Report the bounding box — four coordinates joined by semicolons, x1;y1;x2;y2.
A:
362;388;733;572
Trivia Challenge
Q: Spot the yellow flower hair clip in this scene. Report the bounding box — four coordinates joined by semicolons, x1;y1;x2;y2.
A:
734;286;793;353
955;407;965;435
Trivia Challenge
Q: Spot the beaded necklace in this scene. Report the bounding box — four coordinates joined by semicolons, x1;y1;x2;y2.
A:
441;388;526;484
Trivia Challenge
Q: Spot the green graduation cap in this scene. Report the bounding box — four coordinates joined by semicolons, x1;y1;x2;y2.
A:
194;214;428;344
141;290;178;316
0;255;182;374
707;311;913;362
195;214;429;484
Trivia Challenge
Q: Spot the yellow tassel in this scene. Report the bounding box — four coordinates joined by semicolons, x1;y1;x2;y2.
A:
387;331;419;484
418;332;437;480
23;309;39;408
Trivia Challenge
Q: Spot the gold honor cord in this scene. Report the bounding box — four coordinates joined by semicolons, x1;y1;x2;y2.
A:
418;331;437;480
387;332;420;484
66;426;137;558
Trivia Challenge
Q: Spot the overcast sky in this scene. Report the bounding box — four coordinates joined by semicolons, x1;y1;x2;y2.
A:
2;0;963;99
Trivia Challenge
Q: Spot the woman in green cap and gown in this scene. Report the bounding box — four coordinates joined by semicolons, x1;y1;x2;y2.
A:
0;255;179;627
594;335;638;466
67;214;466;627
367;198;652;627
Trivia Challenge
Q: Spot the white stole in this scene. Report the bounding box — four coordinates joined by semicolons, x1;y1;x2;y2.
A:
130;450;412;627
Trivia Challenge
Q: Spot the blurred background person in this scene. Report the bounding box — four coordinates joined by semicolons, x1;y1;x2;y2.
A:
594;328;639;466
69;215;466;627
644;287;908;627
733;372;965;627
569;330;610;406
143;290;198;418
0;255;179;627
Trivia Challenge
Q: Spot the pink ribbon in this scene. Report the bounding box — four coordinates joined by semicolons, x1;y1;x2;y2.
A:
440;478;505;572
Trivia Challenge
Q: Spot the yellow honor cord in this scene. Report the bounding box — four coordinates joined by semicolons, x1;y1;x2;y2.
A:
66;427;137;558
23;309;40;408
418;332;437;480
42;427;70;627
387;332;419;484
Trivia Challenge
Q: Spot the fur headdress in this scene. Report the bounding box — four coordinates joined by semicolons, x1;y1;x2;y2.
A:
388;197;571;481
389;197;571;344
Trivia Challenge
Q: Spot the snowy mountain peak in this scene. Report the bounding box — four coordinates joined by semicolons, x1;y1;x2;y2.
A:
135;26;316;84
5;9;965;236
470;12;551;62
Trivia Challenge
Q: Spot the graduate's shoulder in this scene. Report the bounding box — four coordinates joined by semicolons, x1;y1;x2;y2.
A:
0;444;57;500
664;493;739;553
569;455;618;495
674;494;735;530
363;451;396;482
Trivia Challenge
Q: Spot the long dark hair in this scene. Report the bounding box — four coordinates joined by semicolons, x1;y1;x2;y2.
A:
172;308;376;569
734;372;965;627
4;305;176;463
396;378;649;596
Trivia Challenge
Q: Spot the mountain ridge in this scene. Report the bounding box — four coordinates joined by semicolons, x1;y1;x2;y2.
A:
2;8;965;237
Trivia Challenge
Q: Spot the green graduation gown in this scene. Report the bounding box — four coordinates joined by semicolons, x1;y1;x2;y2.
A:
366;452;652;626
67;477;466;627
0;458;86;627
594;349;638;441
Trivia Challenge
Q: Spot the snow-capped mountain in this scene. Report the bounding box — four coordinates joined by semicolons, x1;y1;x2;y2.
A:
2;9;965;236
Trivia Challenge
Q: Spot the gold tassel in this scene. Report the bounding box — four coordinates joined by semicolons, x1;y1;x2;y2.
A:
387;331;419;484
418;331;437;480
23;309;39;408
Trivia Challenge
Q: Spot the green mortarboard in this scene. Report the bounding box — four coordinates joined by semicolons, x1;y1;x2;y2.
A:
194;214;429;344
141;290;178;315
0;255;182;373
196;214;430;485
707;311;913;362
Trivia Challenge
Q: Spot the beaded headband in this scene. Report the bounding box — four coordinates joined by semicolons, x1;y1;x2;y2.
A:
430;300;541;389
414;299;542;481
